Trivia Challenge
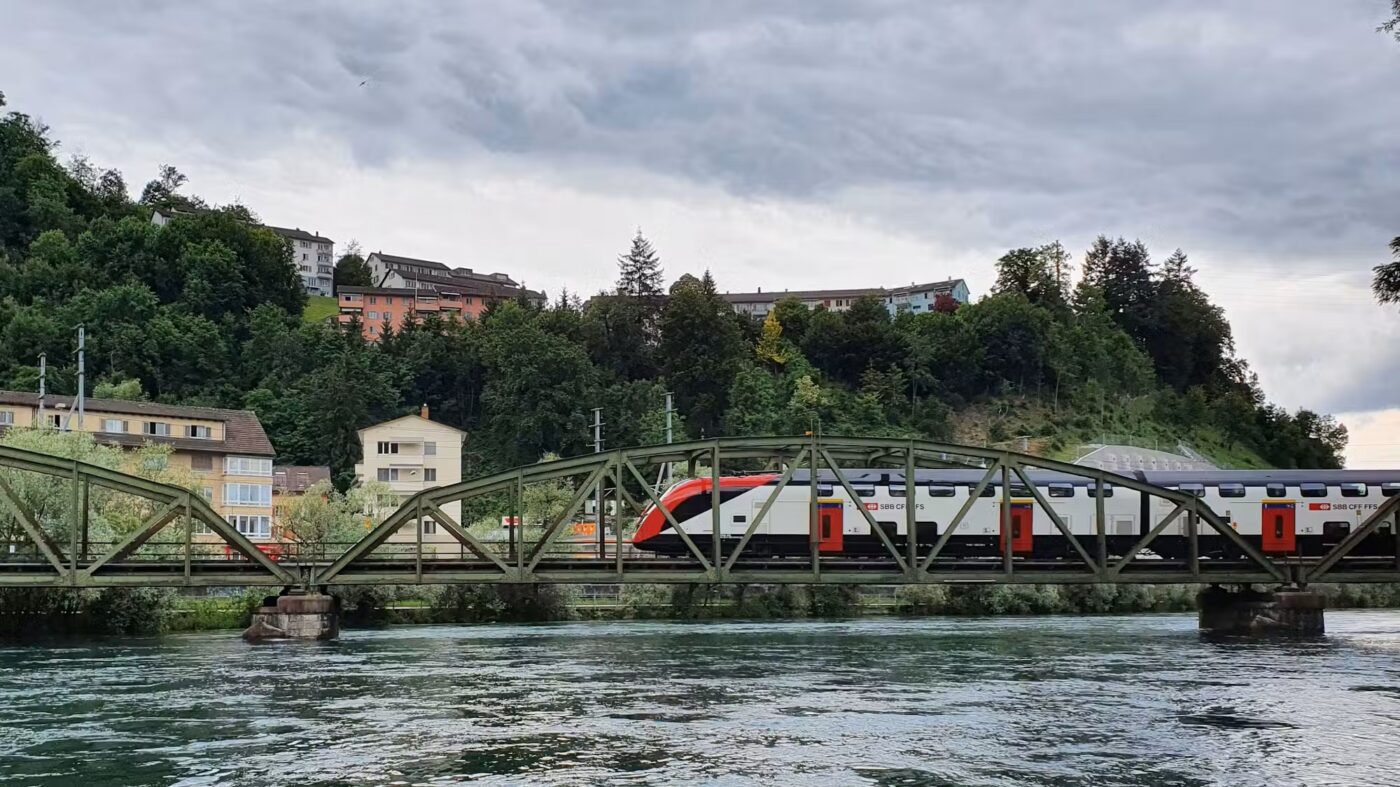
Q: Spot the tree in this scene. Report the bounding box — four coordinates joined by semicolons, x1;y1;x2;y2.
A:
1372;237;1400;306
615;229;664;297
138;164;192;208
993;245;1064;307
1079;235;1155;346
1383;2;1400;40
334;240;372;290
659;271;745;437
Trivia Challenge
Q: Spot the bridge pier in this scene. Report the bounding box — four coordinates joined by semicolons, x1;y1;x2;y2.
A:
242;592;339;641
1197;585;1325;636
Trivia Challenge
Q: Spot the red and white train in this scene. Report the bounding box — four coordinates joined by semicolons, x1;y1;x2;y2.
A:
632;469;1400;559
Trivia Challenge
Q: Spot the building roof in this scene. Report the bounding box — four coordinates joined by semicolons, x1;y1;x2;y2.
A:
356;413;466;437
369;252;451;272
721;287;884;304
273;465;331;494
265;225;333;244
888;278;966;296
337;286;423;297
385;267;545;302
0;391;275;456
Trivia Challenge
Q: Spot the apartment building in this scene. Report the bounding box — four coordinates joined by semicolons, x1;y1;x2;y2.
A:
0;391;278;540
336;252;543;340
353;407;464;554
268;226;335;297
721;278;970;319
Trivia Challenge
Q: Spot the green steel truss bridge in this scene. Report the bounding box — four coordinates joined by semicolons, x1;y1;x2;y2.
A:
2;437;1398;590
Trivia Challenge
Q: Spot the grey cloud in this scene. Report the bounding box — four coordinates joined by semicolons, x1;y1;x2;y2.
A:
5;0;1397;262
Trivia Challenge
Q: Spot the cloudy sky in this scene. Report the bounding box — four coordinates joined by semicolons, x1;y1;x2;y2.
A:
4;1;1399;465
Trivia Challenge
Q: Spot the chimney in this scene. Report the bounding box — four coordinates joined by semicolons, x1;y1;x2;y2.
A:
420;403;430;420
757;286;762;294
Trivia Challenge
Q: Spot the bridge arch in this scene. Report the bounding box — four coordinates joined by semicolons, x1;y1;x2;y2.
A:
0;444;296;586
315;435;1327;587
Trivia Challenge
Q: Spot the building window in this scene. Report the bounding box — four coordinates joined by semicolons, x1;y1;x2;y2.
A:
465;297;474;305
425;468;437;482
224;483;272;507
0;410;12;425
201;486;214;501
422;519;437;535
368;311;379;320
423;441;436;456
145;421;170;436
385;296;394;305
377;442;399;455
377;468;400;482
227;514;272;538
191;454;213;472
49;413;62;428
186;424;212;439
382;311;393;321
102;418;127;433
226;456;273;476
369;296;378;305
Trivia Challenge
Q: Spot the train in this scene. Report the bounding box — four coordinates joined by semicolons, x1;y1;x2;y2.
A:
631;469;1400;560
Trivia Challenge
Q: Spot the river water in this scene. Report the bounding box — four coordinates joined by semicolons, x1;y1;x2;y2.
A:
2;612;1400;786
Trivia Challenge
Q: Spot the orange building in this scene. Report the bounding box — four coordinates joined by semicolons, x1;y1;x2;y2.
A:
338;253;545;340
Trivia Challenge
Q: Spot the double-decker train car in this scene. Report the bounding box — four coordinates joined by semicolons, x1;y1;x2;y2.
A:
631;469;1400;560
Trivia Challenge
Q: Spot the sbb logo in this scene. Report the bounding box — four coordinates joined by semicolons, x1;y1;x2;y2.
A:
864;502;879;511
1308;503;1331;511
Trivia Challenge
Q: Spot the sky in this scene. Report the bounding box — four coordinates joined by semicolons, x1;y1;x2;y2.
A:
3;1;1399;466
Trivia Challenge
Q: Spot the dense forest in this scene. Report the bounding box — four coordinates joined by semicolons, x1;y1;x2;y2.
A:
0;90;1349;486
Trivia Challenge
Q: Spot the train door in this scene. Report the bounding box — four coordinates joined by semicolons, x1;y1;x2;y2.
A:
817;499;844;554
1261;501;1296;554
1000;501;1034;554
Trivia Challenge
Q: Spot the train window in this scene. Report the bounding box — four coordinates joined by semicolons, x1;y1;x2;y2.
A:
853;486;876;497
1009;485;1031;498
733;514;747;524
1300;483;1327;498
928;484;956;498
669;490;746;522
1266;483;1287;497
817;485;834;497
1178;484;1205;497
978;485;996;498
1340;483;1368;498
1048;483;1075;498
888;485;907;498
1383;483;1400;498
1323;521;1351;540
1218;483;1245;498
1087;484;1115;498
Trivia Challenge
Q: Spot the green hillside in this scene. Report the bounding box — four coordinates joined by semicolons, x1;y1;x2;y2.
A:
302;295;338;325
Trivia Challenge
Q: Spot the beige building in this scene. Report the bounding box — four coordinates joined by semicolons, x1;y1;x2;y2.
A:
354;407;465;554
0;391;278;542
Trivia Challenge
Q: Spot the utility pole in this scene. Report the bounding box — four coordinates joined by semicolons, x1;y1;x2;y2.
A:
593;407;605;559
656;391;674;489
62;326;85;432
37;353;46;427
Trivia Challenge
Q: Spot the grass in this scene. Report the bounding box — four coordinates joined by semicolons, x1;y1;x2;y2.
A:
303;295;338;325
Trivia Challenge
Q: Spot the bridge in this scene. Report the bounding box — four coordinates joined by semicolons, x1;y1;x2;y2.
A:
2;436;1397;594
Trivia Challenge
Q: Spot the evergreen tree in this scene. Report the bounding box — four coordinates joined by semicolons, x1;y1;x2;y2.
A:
615;229;664;297
1372;236;1400;306
1080;235;1156;346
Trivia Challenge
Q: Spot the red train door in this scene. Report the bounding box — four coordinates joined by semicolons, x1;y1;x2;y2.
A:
1000;502;1034;554
1261;501;1296;554
818;499;844;554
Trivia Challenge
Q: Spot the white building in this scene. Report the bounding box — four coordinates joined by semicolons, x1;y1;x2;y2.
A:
354;407;466;554
268;226;335;297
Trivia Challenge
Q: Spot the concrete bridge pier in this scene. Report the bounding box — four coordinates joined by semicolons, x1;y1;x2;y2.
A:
1197;584;1325;636
242;592;340;641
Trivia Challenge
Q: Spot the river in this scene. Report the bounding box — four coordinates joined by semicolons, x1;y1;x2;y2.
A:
2;612;1400;786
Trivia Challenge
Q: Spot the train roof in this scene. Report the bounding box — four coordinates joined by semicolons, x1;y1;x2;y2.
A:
782;468;1400;486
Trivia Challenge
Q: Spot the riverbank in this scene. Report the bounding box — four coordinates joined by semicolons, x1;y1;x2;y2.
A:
9;582;1400;638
